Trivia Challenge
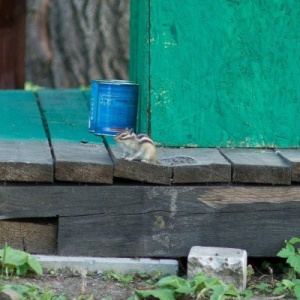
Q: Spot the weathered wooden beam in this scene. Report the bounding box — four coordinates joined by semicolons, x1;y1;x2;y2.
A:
165;148;231;183
277;149;300;182
0;141;53;182
220;149;291;185
1;185;299;257
51;142;113;184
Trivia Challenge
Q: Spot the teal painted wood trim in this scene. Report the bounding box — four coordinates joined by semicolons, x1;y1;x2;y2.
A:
38;89;101;144
82;90;91;107
0;90;48;140
131;0;300;147
129;0;150;134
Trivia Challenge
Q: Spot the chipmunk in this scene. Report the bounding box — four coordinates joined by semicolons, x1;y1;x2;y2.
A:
114;129;197;165
114;128;159;163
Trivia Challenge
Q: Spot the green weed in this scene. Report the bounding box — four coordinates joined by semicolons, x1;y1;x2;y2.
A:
0;243;43;277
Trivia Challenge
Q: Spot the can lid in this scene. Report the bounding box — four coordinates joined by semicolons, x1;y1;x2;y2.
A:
91;79;138;86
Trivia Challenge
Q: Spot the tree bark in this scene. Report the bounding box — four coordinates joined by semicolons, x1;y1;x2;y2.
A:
26;0;129;88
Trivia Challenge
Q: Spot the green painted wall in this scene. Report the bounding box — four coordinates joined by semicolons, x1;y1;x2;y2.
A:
130;0;300;147
130;0;150;133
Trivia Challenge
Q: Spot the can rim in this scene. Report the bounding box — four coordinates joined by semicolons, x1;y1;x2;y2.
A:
91;79;138;86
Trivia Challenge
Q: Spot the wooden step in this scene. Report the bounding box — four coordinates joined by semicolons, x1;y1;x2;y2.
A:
38;89;113;184
0;91;53;182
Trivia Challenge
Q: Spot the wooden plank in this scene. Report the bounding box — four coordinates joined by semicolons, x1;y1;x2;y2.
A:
0;141;53;182
108;144;173;185
1;185;300;257
220;149;291;185
58;208;300;257
160;148;231;184
0;91;49;140
2;185;300;218
37;90;113;183
108;143;230;184
277;149;300;182
53;142;113;184
0;91;53;182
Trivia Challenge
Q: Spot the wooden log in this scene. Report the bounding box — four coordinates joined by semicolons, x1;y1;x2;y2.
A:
277;149;300;182
1;185;300;257
0;91;53;182
37;90;113;183
58;207;300;257
220;148;291;185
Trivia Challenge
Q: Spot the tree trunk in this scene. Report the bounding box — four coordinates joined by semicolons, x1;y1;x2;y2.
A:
26;0;129;88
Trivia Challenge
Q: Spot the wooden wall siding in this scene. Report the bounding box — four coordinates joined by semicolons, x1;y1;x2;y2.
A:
0;0;25;89
130;0;300;147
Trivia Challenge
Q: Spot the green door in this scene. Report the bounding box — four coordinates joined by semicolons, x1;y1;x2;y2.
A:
130;0;300;147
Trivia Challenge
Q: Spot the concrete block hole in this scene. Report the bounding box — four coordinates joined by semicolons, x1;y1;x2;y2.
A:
0;217;58;255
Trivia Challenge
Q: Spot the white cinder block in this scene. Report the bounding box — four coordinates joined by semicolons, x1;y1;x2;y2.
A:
188;246;247;291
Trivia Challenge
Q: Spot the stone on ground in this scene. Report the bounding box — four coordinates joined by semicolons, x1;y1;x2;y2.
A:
187;246;247;291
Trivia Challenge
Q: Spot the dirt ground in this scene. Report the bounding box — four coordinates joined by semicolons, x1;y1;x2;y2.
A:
1;273;141;300
1;259;296;300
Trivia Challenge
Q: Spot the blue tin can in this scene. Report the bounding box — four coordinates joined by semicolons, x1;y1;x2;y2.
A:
93;80;139;136
88;79;101;132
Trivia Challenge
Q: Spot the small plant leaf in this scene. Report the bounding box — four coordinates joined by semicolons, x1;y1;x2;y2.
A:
16;264;29;276
293;284;300;300
3;246;27;267
241;289;253;300
136;288;175;300
174;286;194;296
289;238;300;245
273;282;287;295
27;256;43;275
210;285;226;300
282;279;295;289
255;283;272;293
155;276;189;289
127;295;140;300
277;244;295;258
3;284;31;294
287;255;300;273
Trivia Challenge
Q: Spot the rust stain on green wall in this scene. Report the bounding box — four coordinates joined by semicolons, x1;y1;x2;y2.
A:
131;0;300;147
